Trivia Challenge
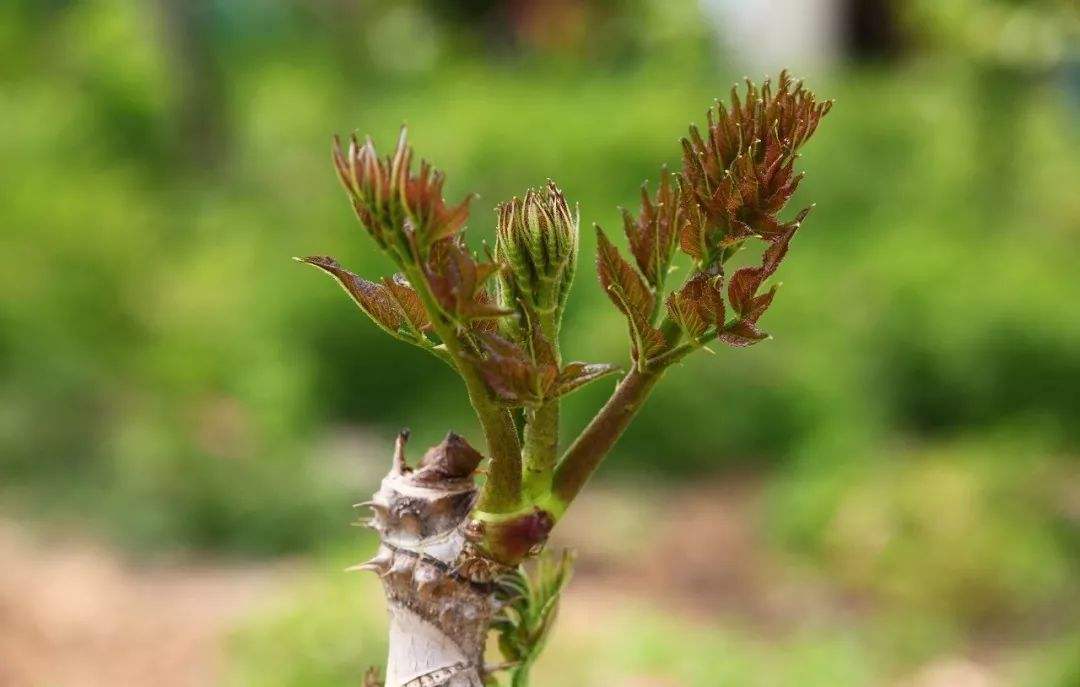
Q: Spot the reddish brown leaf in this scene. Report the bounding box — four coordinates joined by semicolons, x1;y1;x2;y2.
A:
667;272;726;339
299;256;404;333
635;322;670;360
595;227;654;322
381;274;431;333
471;332;541;405
747;285;778;322
623;170;680;288
527;317;558;369
467;289;502;334
718;320;769;348
678;190;709;262
666;290;707;339
424;238;512;322
553;362;620;397
469;331;560;406
728;224;798;319
727;267;761;318
760;225;798;280
595;227;667;360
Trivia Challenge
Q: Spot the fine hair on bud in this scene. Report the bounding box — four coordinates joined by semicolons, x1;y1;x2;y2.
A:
495;180;579;338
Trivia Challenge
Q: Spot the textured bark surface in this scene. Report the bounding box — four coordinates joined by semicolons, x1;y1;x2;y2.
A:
358;433;502;687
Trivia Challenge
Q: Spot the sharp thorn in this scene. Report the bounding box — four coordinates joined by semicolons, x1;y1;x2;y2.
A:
392;428;410;474
347;550;393;574
355;499;389;512
346;562;380;573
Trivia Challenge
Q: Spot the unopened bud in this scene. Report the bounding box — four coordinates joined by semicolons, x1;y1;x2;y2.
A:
495;180;578;326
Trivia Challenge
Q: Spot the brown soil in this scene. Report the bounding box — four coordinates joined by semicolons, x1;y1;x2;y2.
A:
551;478;861;632
0;521;297;687
0;481;1001;687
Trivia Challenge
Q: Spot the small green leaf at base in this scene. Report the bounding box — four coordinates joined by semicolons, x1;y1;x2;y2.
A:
491;549;576;687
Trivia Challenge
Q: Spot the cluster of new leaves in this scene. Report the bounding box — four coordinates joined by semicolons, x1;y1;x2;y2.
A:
468;183;618;407
597;71;832;359
680;70;830;262
332;128;472;255
306;129;513;360
490;550;575;686
424;237;511;326
312;129;617;407
470;326;618;406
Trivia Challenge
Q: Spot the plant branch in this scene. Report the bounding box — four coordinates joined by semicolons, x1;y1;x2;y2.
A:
401;262;523;512
546;318;729;514
647;326;717;369
521;401;558;500
521;310;561;501
547;366;664;514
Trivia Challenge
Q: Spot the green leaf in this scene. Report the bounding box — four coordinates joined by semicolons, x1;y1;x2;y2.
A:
491;550;576;687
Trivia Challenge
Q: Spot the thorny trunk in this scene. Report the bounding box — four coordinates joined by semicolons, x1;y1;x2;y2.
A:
358;433;502;687
359;376;665;687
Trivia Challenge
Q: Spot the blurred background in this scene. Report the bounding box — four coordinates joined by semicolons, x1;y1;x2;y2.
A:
1;0;1078;685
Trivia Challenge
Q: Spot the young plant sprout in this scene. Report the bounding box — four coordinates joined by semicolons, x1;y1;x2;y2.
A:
301;71;832;687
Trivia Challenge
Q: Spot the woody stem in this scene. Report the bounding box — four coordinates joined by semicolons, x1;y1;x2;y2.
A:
547;318;718;515
402;263;523;512
548;366;664;514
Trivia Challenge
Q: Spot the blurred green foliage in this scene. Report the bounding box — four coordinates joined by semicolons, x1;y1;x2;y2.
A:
226;546;387;686
227;516;1077;686
771;437;1078;661
2;0;1078;543
907;0;1078;69
228;551;880;686
2;0;1080;656
2;0;1078;681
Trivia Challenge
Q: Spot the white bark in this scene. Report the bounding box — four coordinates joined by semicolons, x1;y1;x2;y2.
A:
385;603;480;687
357;433;497;687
